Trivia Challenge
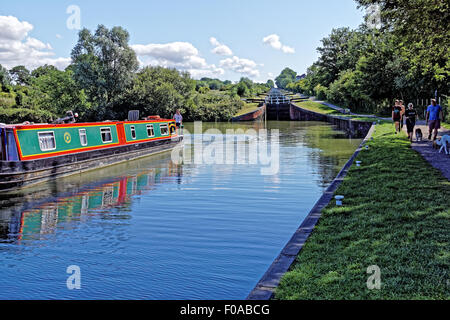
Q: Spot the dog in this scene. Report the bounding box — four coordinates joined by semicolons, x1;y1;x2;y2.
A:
435;135;450;155
415;128;423;142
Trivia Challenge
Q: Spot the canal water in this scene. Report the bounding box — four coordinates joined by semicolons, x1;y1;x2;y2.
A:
0;121;361;299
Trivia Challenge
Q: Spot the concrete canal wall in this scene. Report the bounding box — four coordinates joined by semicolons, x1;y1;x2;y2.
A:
233;101;373;139
242;97;375;299
247;123;376;300
289;103;372;138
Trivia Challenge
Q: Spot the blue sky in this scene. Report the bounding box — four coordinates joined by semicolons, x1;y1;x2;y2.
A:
0;0;365;82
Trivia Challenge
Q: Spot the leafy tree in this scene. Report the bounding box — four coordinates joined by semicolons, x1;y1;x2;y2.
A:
31;65;58;78
315;28;356;86
30;67;91;119
356;0;449;92
198;86;210;94
266;79;275;88
275;67;297;89
71;25;139;118
9;65;31;85
126;66;195;119
0;64;11;91
236;82;250;97
186;91;243;121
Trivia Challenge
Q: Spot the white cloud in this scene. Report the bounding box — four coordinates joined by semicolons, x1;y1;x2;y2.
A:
209;37;232;56
0;15;33;41
0;15;71;70
132;41;224;79
219;56;260;78
56;34;62;39
263;34;295;54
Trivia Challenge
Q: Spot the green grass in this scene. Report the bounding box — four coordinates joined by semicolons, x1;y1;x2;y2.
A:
234;103;260;117
275;123;450;299
442;122;450;130
295;101;340;115
295;101;391;123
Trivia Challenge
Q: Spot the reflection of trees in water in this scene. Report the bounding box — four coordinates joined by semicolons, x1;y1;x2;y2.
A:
0;121;360;241
0;155;182;243
275;121;360;188
186;120;359;189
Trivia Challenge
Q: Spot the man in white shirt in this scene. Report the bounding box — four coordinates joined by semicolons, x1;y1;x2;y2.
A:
174;109;183;128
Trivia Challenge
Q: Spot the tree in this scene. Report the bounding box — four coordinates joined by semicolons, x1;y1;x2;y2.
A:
9;65;31;85
126;66;195;119
356;0;449;92
236;82;249;97
315;28;355;86
30;67;91;119
31;65;58;78
71;25;139;118
0;64;11;91
275;68;297;89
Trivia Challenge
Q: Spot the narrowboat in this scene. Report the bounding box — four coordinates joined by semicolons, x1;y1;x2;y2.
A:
0;113;182;192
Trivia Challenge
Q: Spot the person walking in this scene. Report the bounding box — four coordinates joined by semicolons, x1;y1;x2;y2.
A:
426;99;443;141
399;100;406;130
392;100;402;134
405;103;418;142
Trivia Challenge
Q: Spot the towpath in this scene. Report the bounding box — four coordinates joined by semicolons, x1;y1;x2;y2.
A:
404;120;450;181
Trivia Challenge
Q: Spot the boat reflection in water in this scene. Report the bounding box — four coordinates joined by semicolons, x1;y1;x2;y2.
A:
0;121;362;300
0;153;183;244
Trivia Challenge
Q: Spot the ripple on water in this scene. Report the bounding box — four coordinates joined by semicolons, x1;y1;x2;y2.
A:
0;121;361;299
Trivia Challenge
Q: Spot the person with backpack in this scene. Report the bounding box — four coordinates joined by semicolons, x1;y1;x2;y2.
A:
405;103;418;142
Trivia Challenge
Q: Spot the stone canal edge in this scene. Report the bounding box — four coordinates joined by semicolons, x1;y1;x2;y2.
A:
246;122;376;300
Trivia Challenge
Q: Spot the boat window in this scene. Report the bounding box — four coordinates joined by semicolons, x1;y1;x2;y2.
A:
79;129;88;146
100;127;112;143
147;124;155;137
130;126;136;139
38;132;56;151
160;124;169;136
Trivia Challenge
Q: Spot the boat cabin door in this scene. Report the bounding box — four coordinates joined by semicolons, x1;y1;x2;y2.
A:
0;127;19;161
0;126;5;161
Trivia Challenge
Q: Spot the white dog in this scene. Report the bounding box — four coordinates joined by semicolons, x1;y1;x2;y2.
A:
436;135;450;155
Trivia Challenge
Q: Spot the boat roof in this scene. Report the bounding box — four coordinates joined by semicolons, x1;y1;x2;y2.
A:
1;118;175;130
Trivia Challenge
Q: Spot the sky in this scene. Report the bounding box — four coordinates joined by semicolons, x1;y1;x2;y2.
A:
0;0;366;82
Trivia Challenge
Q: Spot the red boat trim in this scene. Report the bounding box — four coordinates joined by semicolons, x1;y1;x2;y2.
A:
12;119;178;161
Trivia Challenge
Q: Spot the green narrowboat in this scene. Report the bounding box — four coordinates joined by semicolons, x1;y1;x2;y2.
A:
0;115;182;191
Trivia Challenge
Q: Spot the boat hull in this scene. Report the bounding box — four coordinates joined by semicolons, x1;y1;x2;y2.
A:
0;136;183;192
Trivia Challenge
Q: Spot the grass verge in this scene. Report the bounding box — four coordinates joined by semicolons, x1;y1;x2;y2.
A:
275;123;450;299
234;103;260;117
295;101;392;123
295;101;340;115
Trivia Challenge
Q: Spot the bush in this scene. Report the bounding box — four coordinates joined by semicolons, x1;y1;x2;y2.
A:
184;91;243;121
314;84;328;100
0;107;54;124
442;96;450;123
0;92;16;108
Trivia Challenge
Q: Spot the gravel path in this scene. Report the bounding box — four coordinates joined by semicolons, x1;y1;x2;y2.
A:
405;120;450;181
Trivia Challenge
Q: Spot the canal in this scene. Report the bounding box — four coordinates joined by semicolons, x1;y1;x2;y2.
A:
0;121;361;299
